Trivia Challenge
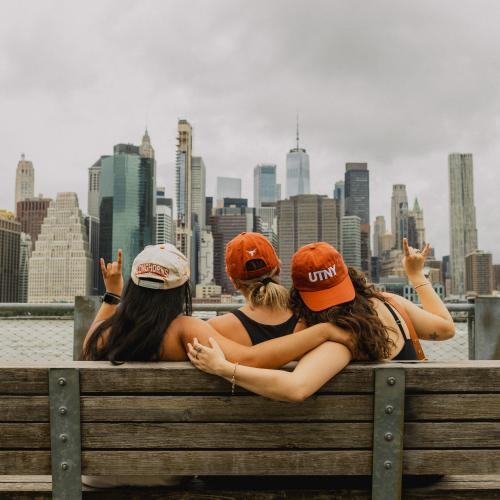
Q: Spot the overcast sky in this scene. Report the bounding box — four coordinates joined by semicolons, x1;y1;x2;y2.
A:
1;0;500;260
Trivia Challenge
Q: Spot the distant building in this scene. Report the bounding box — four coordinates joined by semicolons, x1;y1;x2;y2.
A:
205;197;213;226
371;256;380;283
465;250;493;295
191;156;206;229
380;249;405;278
198;228;214;285
277;195;339;288
254;164;279;208
376;276;407;297
286;119;310;198
449;153;478;295
493;264;500;291
391;184;408;250
373;216;386;258
156;188;174;246
16;196;52;250
442;255;452;296
87;156;109;219
0;215;21;302
139;129;155;159
28;193;92;303
216;177;241;207
404;283;445;304
15;154;34;213
223;198;248;208
410;198;425;248
195;283;222;299
84;216;100;295
100;143;156;279
341;216;361;270
334;180;345;217
18;232;32;302
210;207;261;294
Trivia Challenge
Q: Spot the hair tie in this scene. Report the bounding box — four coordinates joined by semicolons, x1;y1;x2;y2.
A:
261;277;275;286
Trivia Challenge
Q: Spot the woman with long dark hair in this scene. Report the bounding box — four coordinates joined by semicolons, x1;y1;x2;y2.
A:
188;239;456;402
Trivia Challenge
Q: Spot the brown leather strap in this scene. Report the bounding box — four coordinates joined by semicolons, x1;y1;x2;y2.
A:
383;294;426;361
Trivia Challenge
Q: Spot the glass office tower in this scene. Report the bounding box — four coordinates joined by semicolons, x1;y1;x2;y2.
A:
99;144;156;281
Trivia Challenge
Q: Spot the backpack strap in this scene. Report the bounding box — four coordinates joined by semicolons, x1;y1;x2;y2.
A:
383;293;426;361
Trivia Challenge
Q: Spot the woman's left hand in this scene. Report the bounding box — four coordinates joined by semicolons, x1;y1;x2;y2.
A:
187;337;229;376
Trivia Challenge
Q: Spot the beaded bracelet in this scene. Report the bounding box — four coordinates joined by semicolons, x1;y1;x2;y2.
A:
231;363;239;395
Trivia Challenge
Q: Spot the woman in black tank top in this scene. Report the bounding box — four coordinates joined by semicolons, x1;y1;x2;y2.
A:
208;232;302;346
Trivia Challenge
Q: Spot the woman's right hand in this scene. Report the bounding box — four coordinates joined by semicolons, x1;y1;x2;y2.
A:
100;249;123;296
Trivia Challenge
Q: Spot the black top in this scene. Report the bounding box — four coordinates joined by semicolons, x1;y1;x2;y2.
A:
231;309;300;345
384;302;419;361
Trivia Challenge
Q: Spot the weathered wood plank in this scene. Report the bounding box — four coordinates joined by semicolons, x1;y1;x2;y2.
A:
0;369;48;395
80;395;374;422
0;424;49;449
2;393;500;423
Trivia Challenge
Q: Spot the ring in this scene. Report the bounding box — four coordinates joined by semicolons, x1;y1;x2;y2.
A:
195;345;202;353
195;353;199;360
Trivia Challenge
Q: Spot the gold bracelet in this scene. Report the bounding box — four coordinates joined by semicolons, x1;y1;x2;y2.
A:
231;363;239;395
414;282;431;290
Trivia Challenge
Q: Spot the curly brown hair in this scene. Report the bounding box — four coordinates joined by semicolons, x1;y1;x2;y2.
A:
289;268;395;360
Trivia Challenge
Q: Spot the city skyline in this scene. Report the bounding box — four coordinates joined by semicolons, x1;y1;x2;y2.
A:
2;2;500;260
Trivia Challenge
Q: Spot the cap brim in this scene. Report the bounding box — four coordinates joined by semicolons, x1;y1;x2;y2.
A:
299;273;355;312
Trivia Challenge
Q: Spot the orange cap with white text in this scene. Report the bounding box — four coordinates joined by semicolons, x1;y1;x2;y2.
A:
291;242;355;311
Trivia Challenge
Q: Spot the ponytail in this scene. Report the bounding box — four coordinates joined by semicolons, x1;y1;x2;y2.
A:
234;268;289;310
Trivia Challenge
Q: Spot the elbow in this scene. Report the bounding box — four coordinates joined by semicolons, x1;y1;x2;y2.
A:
286;384;310;403
442;322;456;340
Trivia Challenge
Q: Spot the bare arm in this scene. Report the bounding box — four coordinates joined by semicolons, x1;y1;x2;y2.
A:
188;337;352;402
178;316;354;369
400;239;455;340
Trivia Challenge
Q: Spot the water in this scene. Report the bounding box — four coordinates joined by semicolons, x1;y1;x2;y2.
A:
0;318;469;362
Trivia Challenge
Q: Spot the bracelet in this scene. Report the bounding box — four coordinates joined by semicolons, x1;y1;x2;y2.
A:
414;282;431;290
231;363;239;395
106;291;121;299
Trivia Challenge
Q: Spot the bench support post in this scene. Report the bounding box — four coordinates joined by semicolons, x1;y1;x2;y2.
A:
49;368;82;500
371;368;405;500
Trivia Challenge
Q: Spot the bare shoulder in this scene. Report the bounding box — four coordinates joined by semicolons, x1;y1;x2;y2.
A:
207;312;240;330
384;292;415;311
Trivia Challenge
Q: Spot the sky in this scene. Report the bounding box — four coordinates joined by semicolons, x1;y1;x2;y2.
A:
1;0;500;261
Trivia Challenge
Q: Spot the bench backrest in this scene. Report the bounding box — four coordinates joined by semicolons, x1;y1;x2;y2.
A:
1;361;500;499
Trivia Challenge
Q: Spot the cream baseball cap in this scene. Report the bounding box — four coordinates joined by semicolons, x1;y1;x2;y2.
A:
131;244;190;290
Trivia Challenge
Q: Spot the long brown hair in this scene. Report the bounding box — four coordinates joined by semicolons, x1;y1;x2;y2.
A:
289;268;395;360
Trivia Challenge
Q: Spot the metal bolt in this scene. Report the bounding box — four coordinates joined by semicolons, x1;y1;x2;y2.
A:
58;406;67;416
61;462;69;471
58;377;66;386
387;376;396;386
385;432;394;442
385;405;394;414
384;461;392;470
59;434;68;443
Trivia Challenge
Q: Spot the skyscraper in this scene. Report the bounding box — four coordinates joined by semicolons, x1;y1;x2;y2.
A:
465;250;493;295
28;193;92;303
15;154;34;213
156;187;174;246
342;216;362;269
176;120;193;263
334;180;345;217
373;216;386;258
344;163;370;276
84;215;100;295
254;164;278;208
16;195;52;250
216;177;241;207
139;129;155;159
410;198;425;248
449;153;478;295
191;157;206;229
87;156;109;219
198;227;214;285
18;232;32;302
99;143;156;279
277;195;339;288
391;184;409;250
0;214;21;302
286;119;310;198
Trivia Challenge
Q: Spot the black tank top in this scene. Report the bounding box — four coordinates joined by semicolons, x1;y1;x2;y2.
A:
231;310;300;345
384;302;419;361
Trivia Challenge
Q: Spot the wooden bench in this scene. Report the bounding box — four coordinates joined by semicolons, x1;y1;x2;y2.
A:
1;361;500;499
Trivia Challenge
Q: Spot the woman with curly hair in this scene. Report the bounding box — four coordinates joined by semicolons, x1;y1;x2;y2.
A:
188;238;455;402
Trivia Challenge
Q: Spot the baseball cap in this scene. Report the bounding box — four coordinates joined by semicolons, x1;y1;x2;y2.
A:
131;244;190;290
291;242;355;311
226;232;280;280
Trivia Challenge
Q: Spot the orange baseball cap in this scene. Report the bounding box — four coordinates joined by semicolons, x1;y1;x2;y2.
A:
226;232;280;280
291;242;355;311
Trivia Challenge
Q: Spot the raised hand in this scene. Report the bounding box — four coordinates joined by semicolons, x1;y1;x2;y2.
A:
100;249;123;296
402;238;430;280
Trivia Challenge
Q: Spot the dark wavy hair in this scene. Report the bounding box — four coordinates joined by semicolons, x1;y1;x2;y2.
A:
81;280;192;363
289;268;395;360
